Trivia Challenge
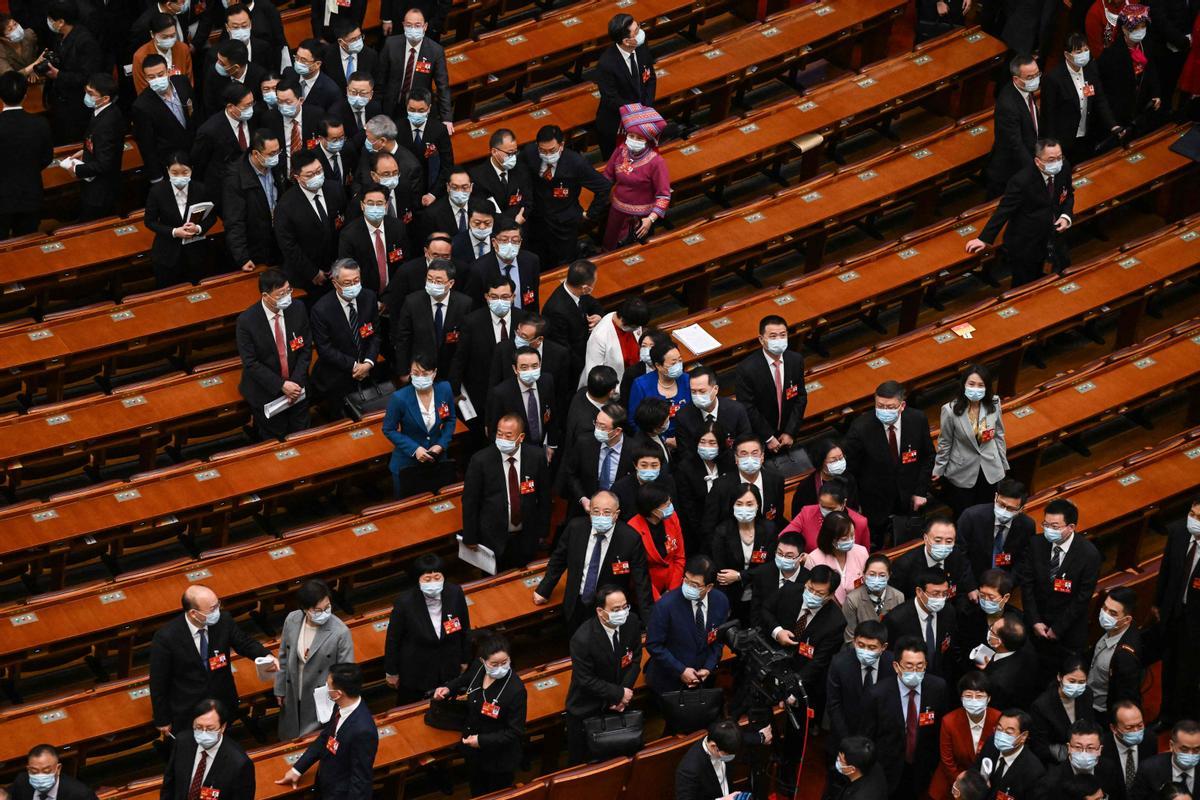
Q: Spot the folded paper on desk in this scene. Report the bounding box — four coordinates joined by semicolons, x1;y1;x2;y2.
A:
456;534;496;575
265;388;306;419
672;323;722;355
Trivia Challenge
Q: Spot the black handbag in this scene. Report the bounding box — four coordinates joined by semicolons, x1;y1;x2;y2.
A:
423;698;470;731
659;687;724;732
583;710;645;759
343;380;395;421
766;448;813;479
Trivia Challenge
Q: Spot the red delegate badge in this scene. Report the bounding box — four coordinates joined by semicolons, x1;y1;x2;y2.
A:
611;559;630;575
208;652;228;671
796;642;814;658
289;335;304;351
552;186;569;198
901;448;918;464
750;548;768;564
918;709;936;726
415;59;432;73
443;616;462;634
620;649;634;668
358;322;374;338
785;384;799;399
523;288;535;307
481;700;501;719
981;428;996;443
707;628;718;645
1054;578;1073;593
199;789;220;800
994;552;1012;567
326;736;339;754
437;402;450;420
444;329;459;344
519;479;536;494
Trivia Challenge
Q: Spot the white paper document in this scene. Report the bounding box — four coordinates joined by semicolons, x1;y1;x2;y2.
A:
264;388;306;419
313;684;335;724
456;534;496;575
457;389;477;422
254;656;276;682
672;323;722;355
969;643;996;665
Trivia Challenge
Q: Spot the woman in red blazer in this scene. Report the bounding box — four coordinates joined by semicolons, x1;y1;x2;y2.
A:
931;671;1001;800
627;483;685;600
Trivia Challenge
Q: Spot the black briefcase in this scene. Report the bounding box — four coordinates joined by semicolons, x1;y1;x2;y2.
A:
343;380;396;421
659;687;724;732
424;698;469;731
583;710;645;759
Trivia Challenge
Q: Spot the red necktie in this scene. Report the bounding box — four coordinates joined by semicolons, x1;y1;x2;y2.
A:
402;47;417;99
543;165;553;181
771;358;783;427
888;424;899;465
273;313;289;381
499;317;508;341
905;690;918;763
290;120;302;154
237;120;248;151
792;610;809;638
373;228;388;289
187;751;208;800
507;456;522;527
1027;93;1038;135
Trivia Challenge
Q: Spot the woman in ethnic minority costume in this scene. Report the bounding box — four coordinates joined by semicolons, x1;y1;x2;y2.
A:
602;103;672;251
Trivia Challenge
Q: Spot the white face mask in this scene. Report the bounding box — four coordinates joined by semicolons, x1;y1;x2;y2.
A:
625;135;647;154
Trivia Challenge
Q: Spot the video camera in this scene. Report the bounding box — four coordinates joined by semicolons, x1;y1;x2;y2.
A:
716;620;807;729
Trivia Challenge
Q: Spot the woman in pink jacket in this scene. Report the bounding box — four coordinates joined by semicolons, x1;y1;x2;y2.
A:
804;511;869;604
602;103;671;250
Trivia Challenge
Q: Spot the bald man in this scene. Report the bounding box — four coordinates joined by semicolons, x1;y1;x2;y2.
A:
149;585;278;734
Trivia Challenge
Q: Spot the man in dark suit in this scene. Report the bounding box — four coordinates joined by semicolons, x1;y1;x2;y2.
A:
315;117;356;193
193;0;287;61
485;345;560;454
131;55;195;184
1018;498;1102;674
325;19;380;91
734;315;807;456
9;744;97;800
762;565;847;719
276;663;378;799
396;87;453;203
563;368;620;456
827;620;895;753
275;150;348;300
310;259;381;417
520;125;612;268
751;532;809;629
449;274;517;424
191;83;255;200
534;490;654;631
541;259;609;386
288;38;342;114
461;413;552;571
127;0;192;56
702;435;786;532
956;478;1034;588
338;183;408;299
391;257;473;380
202;5;281;77
860;636;950;799
890;515;976;600
1102;700;1155;792
336;71;383;147
1087;586;1144;718
381;233;454;310
235;269;313;440
675;366;752;472
224;130;285;272
486;313;573;415
675;719;743;800
1151;498;1200;727
377;8;452;121
984;54;1042;197
841;380;936;549
43;0;103;144
829;736;890;800
883;567;960;684
71;73;126;221
148;584;276;734
967;137;1076;287
263;76;324;177
564;585;643;764
595;13;655;159
1043;719;1126;800
309;0;365;40
973;709;1045;800
561;403;637;519
1042;33;1121;165
469;129;532;223
464;216;540;311
203;40;266;121
0;71;53;239
383;553;471;703
160;699;256;800
1128;720;1200;800
980;612;1041;712
419;167;474;259
354;134;422;225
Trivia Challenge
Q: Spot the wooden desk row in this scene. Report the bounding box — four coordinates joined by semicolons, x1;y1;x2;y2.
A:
661;123;1196;370
542;108;998;311
451;0;907;163
42;139;141;194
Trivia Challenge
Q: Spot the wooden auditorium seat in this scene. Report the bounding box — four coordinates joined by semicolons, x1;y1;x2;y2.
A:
544;757;632;800
620;731;705;799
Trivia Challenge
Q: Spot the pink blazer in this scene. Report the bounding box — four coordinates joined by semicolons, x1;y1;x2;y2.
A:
805;545;869;603
779;505;872;552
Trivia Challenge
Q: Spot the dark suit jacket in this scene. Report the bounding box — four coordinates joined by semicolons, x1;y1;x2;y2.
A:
560;432;636;515
380;256;445;316
309;0;366;37
464;250;541;311
734;348;807;442
595;43;656;142
148;613;270;729
674;398;752;473
449;305;511;407
611;473;678;523
331;96;384;149
337;216;409;296
461;442;551;558
835;766;889;800
203;33;281;76
391;287;472;376
883;599;960;682
191;110;251;197
235;299;313;409
352;141;424;204
274;181;349;294
708;518;775;600
841;407;935;524
193;2;286;53
315;144;358;193
985;81;1040;193
293;701;378;800
1130;753;1200;800
131;78;196;182
75;103;128;212
144;178;218;272
1044;759;1127;800
1097;38;1163;127
8;773;97;800
537;517;655;619
861;673;950;789
702;467;786;533
974;742;1045;800
566;613;643;717
761;584;846;694
160;732;255;800
674;456;721;546
382;582;470;692
397;116;454;195
1019;533;1102;649
980;643;1041;711
980;162;1075;268
957;503;1034;584
1041;60;1117;146
750;562;808;630
0;107;52;214
1100;727;1156;792
1153;517;1200;625
1030;683;1097;763
645;586;729;694
202;62;267;120
468;158;534;222
443;662;528;773
826;645;897;748
518;142;611;233
378;36;451;119
541;282;603;384
485;373;561;448
310;288;382;398
44;24;102;123
261;106;324;174
324;40;381;90
675;739;726;800
487;338;572;417
418;193;470;255
223;154;285;267
288;68;342;114
890;545;975;602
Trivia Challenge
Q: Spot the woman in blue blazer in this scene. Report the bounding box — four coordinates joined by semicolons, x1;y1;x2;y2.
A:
382;353;457;499
627;339;690;443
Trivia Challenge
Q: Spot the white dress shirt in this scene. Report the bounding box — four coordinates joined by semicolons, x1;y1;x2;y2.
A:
967;713;985;753
191;735;223;783
185;615;207;658
334;697;361;735
582;528;613;591
1066;63;1089;136
703;737;730;795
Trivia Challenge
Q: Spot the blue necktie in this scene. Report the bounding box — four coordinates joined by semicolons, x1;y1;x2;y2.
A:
198;627;209;666
414;127;423;150
345;52;355;80
582;533;605;599
599;446;613;490
924;612;935;662
694;601;704;638
476;241;485;259
457;206;467;232
526;389;541;443
433;302;444;345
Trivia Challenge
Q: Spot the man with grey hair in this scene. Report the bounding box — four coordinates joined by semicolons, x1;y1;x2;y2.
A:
357;113;423;198
310;257;382;418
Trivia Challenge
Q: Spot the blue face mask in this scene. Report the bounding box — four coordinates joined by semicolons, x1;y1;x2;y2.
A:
766;337;788;355
1120;729;1144;746
923;595;947;613
292;60;311;76
326;138;345;153
411;374;434;391
215;61;229;77
305;173;325;192
363;204;387;222
964;386;986;402
801;589;824;611
379;175;399;190
1061;680;1086;698
488;298;512;317
278;102;298;118
156;35;177;50
774;555;796;572
855;647;880;666
697;445;719;461
835;538;854;552
238;105;255;121
27;774;56;792
229;26;251;42
497;242;520;262
340;282;361;301
737;456;762;474
928;543;954;561
308;608;332;625
681;582;702;601
169;175;191;189
261;152;280;168
1069;751;1098;771
691;391;713;409
659;502;674;519
149;75;171;94
83;92;97;108
407;111;429;127
593;426;612;444
993;730;1017;752
495;437;517;455
426;281;447;299
419;580;443;596
343;37;364;54
665;362;684;379
979;597;1002;615
640;346;652;365
962;696;988;717
450;190;470;206
517;368;540;386
1043;526;1065;544
591;514;614;534
262;90;277;107
733;506;757;523
899;670;924;689
875;407;899;425
637;468;660;483
1177;752;1200;769
347;94;368;110
513;335;530;349
864;575;888;593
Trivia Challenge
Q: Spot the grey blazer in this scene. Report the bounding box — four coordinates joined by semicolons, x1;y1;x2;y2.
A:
933;397;1009;488
842;583;906;643
274;610;356;740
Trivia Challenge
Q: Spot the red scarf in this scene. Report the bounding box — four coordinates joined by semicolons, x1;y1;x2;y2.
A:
1130;42;1147;75
614;317;639;367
